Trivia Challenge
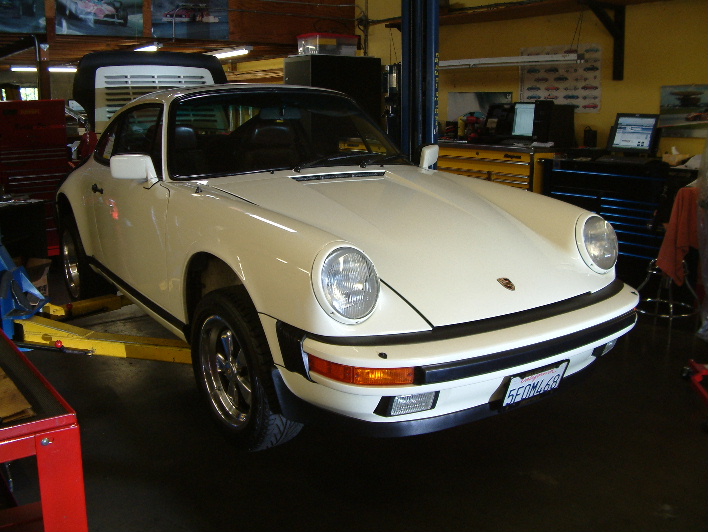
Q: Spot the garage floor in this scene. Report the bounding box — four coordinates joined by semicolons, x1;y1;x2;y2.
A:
7;262;708;532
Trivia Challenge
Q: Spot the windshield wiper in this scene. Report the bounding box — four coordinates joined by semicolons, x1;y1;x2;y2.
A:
360;153;410;167
294;152;370;172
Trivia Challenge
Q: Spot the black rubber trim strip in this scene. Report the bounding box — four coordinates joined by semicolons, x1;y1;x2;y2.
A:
417;310;636;385
87;258;187;335
305;279;627;348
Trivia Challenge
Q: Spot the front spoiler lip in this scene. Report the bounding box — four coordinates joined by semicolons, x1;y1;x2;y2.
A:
417;310;635;384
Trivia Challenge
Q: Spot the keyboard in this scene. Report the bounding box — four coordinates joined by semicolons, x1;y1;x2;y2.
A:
594;155;656;165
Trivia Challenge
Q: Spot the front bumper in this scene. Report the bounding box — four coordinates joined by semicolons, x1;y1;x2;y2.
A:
267;280;638;436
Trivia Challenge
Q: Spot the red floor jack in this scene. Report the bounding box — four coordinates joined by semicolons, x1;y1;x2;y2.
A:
682;360;708;431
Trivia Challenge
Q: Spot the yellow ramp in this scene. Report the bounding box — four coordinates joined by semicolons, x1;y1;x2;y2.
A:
18;315;192;364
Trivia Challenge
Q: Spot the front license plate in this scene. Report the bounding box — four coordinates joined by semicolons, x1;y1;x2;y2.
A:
502;360;569;407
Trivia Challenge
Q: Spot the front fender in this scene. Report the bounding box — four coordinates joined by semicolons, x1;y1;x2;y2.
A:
165;184;430;338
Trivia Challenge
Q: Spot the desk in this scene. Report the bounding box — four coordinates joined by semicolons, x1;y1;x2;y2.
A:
0;330;88;532
657;186;699;286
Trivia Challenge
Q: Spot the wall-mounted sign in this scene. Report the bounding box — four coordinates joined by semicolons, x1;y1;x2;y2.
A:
520;44;602;113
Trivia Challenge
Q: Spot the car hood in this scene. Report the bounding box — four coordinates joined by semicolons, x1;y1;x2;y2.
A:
207;167;610;326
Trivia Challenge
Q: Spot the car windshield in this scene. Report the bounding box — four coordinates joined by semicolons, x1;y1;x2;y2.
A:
167;89;407;179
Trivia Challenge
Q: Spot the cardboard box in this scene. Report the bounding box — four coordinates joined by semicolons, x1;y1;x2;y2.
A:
662;153;691;166
20;258;52;297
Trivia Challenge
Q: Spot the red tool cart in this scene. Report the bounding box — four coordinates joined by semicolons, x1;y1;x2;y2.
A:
0;99;71;257
682;359;708;432
0;329;88;532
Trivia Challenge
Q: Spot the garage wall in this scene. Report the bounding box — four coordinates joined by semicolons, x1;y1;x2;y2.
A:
366;0;707;157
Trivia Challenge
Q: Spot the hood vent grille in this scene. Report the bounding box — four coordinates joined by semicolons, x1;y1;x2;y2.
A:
290;171;385;182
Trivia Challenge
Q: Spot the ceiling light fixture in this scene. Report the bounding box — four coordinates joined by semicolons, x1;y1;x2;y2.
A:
439;53;585;70
208;46;253;59
11;66;78;73
49;66;78;73
135;43;163;52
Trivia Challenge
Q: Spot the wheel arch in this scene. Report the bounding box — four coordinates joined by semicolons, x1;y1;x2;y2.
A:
184;260;291;427
55;192;74;227
55;192;98;257
183;252;258;342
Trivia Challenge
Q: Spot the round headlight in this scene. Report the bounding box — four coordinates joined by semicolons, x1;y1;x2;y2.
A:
315;246;380;323
577;214;618;273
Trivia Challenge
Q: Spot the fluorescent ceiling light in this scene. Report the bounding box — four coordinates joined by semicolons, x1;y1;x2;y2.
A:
11;66;77;73
209;46;252;59
135;43;162;52
439;53;585;69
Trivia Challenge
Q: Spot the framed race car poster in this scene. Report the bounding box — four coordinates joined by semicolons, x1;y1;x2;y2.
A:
152;0;228;40
0;0;45;34
56;0;143;37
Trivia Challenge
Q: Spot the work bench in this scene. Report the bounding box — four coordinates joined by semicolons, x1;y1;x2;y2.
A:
0;329;88;532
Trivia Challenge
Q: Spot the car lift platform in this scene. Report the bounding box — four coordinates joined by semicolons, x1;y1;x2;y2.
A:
13;295;191;365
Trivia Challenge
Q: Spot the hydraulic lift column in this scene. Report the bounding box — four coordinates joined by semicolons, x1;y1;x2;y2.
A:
400;0;439;162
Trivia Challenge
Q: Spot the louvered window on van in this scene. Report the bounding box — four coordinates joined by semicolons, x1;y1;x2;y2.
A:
94;65;214;133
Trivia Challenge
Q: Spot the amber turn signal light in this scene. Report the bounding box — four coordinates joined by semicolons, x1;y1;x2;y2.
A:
308;355;415;386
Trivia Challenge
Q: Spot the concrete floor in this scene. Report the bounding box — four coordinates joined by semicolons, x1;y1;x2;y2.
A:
6;264;708;531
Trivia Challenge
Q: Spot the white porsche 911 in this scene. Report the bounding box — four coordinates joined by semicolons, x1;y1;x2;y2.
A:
56;84;638;450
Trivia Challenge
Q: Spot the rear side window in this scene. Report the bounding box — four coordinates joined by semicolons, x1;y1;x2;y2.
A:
95;105;163;177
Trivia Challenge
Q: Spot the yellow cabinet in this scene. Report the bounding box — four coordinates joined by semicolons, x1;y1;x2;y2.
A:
437;143;555;193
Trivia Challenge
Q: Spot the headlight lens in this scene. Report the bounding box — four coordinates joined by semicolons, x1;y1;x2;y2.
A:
578;214;618;272
317;247;379;323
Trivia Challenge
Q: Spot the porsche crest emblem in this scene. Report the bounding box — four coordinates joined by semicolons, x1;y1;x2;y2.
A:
497;278;515;291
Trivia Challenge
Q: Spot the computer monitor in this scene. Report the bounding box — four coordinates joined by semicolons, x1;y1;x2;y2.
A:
483;103;514;137
512;102;535;138
607;113;660;156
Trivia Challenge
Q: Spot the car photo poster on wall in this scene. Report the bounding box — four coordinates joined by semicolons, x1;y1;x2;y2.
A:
0;0;45;34
56;0;143;36
519;44;602;113
659;85;708;138
152;0;228;40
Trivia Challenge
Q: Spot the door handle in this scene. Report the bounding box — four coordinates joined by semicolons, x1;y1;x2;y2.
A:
91;183;103;194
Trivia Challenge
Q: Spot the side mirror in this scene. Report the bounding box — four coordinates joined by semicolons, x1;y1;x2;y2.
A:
419;144;439;169
110;154;158;184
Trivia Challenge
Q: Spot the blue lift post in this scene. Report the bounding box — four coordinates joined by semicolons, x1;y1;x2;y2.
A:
0;239;47;340
401;0;439;163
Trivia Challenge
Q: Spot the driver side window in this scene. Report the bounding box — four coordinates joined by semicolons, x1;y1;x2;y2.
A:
95;105;163;177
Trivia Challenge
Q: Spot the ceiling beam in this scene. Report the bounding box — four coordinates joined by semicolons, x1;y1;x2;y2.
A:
582;0;625;81
0;34;43;61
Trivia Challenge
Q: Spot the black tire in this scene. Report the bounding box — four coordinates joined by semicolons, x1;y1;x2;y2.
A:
60;218;115;300
117;8;128;26
191;287;303;451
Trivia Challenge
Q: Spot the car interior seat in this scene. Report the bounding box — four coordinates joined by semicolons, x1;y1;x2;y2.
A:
232;117;302;172
171;126;208;177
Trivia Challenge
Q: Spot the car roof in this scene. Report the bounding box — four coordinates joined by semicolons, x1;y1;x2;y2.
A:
127;82;348;106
